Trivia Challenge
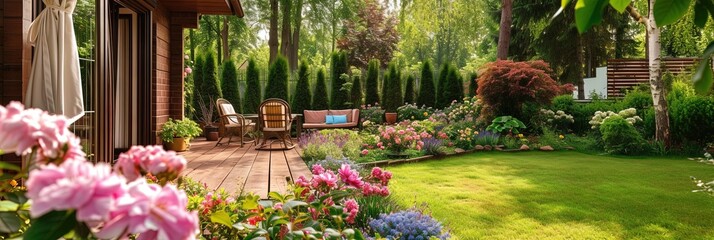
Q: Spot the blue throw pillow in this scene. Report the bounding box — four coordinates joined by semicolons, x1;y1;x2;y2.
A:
333;115;348;124
325;115;335;124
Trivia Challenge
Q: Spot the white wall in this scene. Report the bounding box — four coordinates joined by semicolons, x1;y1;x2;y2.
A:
573;67;607;99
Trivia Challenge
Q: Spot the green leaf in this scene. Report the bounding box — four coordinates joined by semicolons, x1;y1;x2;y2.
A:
241;194;260;210
0;201;19;211
694;1;710;28
654;0;693;26
3;192;28;205
693;42;714;95
574;0;609;33
268;192;285;202
0;162;21;172
609;0;631;13
0;212;22;233
24;210;77;240
283;200;308;211
210;210;234;227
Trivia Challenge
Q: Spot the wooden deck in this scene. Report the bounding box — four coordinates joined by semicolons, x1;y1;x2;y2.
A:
178;138;311;199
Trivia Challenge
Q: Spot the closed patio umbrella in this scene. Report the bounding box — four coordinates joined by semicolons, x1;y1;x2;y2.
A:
25;0;84;123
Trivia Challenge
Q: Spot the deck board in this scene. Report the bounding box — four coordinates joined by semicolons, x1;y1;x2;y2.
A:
179;138;309;199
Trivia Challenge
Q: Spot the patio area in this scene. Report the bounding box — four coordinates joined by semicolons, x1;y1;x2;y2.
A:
179;138;310;199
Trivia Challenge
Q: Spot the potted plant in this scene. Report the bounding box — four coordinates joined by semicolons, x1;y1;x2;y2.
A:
159;118;202;152
197;95;219;141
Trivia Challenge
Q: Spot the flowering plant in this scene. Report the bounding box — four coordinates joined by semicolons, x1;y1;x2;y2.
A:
0;102;198;240
589;108;642;129
396;103;433;121
533;109;574;133
368;210;450;239
444;96;481;123
360;103;385;125
376;125;428;154
299;129;362;161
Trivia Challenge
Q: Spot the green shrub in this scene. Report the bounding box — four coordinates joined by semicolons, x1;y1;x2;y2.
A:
417;60;436;107
435;63;451;108
381;63;403;112
298;129;362;162
159;118;202;143
292;60;312;114
537;128;568;149
365;59;381;105
184;70;195;119
350;74;363;108
622;88;652;112
221;60;241;112
243;58;261;114
440;67;464;106
669;95;714;144
404;74;415;104
568;99;621;134
360;104;385;125
468;72;478;97
486;116;526;135
202;52;222;104
265;55;289;101
313;68;330;110
397;103;433;121
191;55;205;119
551;95;576;113
331;52;350;109
599;115;647;155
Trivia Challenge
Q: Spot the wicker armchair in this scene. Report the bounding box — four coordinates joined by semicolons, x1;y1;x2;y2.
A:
216;98;255;147
257;98;294;150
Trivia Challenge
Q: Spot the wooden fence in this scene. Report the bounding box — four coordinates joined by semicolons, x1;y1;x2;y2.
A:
606;58;698;98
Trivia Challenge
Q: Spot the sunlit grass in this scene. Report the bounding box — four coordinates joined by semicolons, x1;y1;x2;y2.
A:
387;151;714;239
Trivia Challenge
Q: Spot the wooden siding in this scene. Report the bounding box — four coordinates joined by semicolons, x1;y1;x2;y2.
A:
607;58;699;98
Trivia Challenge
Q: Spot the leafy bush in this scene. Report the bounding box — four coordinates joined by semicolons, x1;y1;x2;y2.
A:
486;116;526;135
221;60;241;113
382;63;403;112
361;103;385;125
159;118;202;143
599;115;648;155
369;210;450;240
292;60;312;114
622;88;652;111
417;60;436;107
569;100;621;134
669;95;714;144
365;59;381;105
350;74;363;108
404;74;415;104
532;109;574;133
442;121;478;150
551;95;576;113
478;60;564;121
331;51;350;109
536;128;568;149
397;103;433;121
312;68;330;110
589;108;642;130
298;129;362;161
243;58;262;114
265;55;289;101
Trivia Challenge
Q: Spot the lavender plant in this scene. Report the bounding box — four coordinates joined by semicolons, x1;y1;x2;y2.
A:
299;129;362;161
369;210;450;240
308;156;361;173
422;137;445;156
473;130;500;146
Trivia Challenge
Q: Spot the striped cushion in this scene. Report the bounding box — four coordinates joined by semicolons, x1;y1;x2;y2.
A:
262;104;287;128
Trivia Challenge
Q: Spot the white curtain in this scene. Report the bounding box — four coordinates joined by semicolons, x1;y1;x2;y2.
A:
25;0;84;123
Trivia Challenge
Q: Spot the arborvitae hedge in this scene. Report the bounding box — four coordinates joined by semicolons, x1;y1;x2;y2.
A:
469;72;478;97
365;59;381;105
191;55;205;119
292;60;312;114
454;67;465;100
436;63;451;108
201;52;222;108
350;74;363;108
417;60;435;107
313;68;330;110
404;74;415;104
441;66;463;106
265;55;289;101
330;52;350;109
382;63;403;112
243;58;261;114
221;60;241;112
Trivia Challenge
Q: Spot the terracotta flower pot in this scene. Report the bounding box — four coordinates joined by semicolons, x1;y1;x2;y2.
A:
385;112;397;124
165;137;189;152
205;126;219;141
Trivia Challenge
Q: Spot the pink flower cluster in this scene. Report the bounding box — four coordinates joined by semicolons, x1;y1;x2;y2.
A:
114;145;187;183
360;167;391;197
0;101;84;164
343;199;359;224
378;126;427;152
200;191;235;215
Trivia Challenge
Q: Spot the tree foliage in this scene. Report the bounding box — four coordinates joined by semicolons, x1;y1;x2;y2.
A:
468;72;478;97
191;55;205;119
313;68;330;110
365;59;381;105
404;74;415;104
417;60;436;107
382;63;403;112
265;55;290;101
337;0;399;69
201;52;222;106
221;60;241;112
330;52;350;109
292;60;312;113
244;58;262;114
435;63;452;108
350;74;363;108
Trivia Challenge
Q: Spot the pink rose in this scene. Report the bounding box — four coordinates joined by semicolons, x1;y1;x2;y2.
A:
343;199;359;224
311;164;325;175
338;164;363;188
361;149;369;155
313;171;338;189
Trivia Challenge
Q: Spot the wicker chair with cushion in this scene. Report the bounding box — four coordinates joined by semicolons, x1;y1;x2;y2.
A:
216;98;256;147
257;98;295;150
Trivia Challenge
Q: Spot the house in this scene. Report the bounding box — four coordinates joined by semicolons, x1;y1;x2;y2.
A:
0;0;243;165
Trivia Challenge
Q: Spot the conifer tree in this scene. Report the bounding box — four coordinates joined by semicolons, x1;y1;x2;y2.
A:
313;68;330;110
330;52;350;109
292;60;312;113
436;63;451;108
468;72;478;97
243;58;261;114
350;74;363;108
201;52;222;108
382;63;403;112
365;59;381;105
265;55;289;101
221;60;241;112
417;60;436;107
404;74;415;104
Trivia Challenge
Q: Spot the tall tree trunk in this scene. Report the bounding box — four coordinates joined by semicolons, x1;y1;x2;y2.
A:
647;0;671;147
497;0;513;60
269;0;279;64
222;16;229;62
289;0;303;71
280;0;292;59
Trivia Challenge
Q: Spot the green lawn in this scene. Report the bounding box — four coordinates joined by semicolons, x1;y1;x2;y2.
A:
386;151;714;240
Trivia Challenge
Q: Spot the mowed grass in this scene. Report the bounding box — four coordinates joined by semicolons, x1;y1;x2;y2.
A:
386;151;714;240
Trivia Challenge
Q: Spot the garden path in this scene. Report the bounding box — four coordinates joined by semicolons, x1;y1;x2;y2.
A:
179;138;310;199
